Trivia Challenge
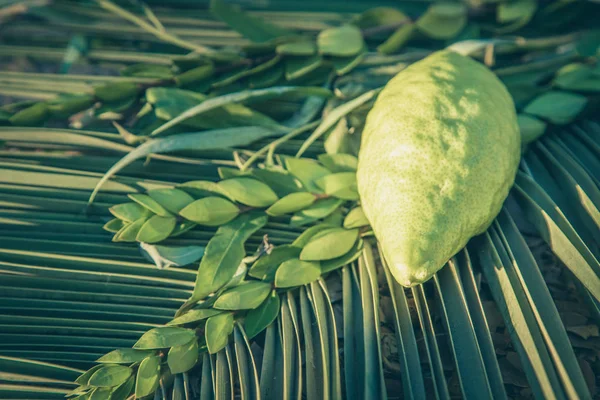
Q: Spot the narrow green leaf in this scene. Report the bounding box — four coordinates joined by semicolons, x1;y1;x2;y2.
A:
88;127;281;204
296;88;380;157
206;312;234;354
210;0;293;42
151;86;329;136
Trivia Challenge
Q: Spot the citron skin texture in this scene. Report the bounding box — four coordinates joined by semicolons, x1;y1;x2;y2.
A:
357;50;520;287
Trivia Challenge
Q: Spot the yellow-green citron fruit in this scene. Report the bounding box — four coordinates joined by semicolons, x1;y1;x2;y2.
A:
357;50;520;287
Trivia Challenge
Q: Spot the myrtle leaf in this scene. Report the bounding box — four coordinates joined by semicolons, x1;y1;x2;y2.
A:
315;172;359;200
206;312;234;354
113;218;147;242
213;281;272;310
249;245;301;281
344;207;370;229
179;197;240;226
218;178;279;207
111;376;135;400
135;356;161;398
275;259;321;288
317;25;364;57
290;198;343;226
318;154;358;173
168;309;223;326
524;91;587;125
109;202;149;222
177;180;235;200
128;193;172;217
103;218;124;233
416;3;467;40
97;349;154;364
277;41;317;56
136;215;177;243
147;188;194;214
321;238;364;273
89;365;132;388
300;228;359;261
244;290;280;339
518;114;547;145
284;157;331;193
266;192;316;216
133;327;196;349
168;338;199;374
187;213;268;304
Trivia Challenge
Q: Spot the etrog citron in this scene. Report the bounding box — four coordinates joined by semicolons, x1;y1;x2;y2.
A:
357;50;520;287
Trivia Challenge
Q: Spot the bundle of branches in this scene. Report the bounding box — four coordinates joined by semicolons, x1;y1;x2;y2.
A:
0;1;599;399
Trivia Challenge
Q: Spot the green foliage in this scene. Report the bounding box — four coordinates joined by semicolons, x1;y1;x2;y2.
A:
1;1;600;399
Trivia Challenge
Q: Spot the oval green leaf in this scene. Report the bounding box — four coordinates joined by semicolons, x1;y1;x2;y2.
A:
136;215;177;243
128;193;172;217
89;365;132;388
315;172;359;200
147;188;194;214
133;327;196;349
213;281;272;310
218;177;279;207
300;228;359;261
244;290;280;339
168;308;223;326
206;312;234;354
168;338;199;374
343;207;370;229
135;356;161;398
275;259;321;288
317;25;364;57
97;349;154;364
266;192;316;216
109;202;149;222
179;196;240;226
249;245;301;281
